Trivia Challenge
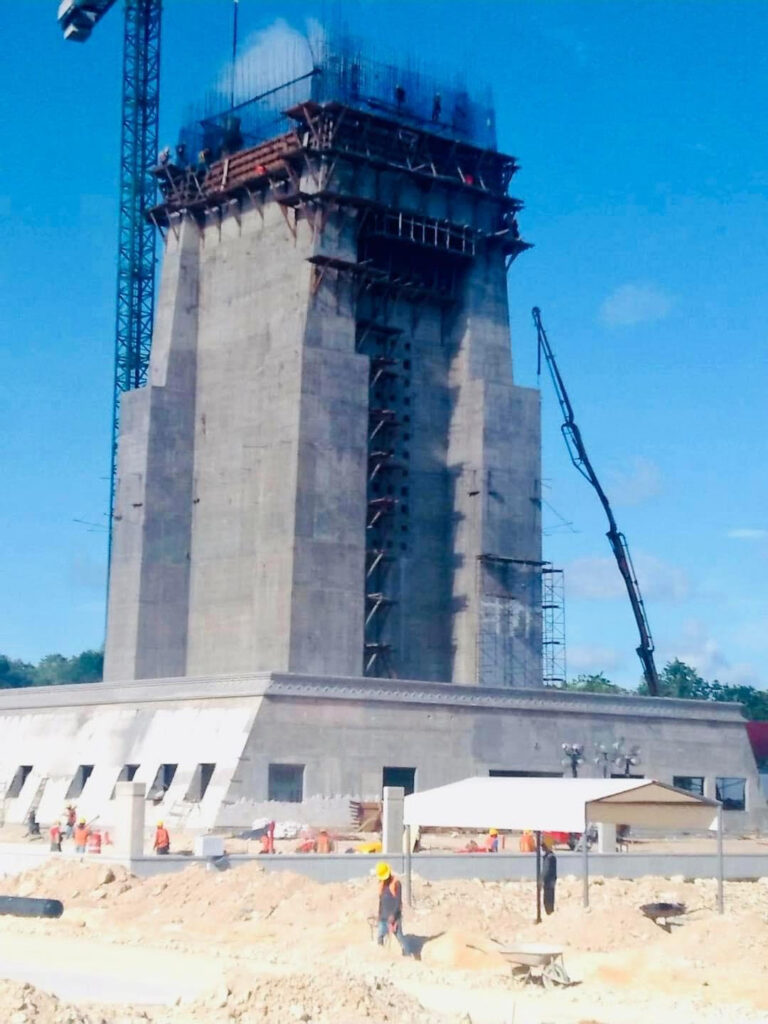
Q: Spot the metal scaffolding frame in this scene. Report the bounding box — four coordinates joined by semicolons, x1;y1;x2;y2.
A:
541;564;566;686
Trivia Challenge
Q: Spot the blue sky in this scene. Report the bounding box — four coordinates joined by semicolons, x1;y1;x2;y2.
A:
0;1;766;688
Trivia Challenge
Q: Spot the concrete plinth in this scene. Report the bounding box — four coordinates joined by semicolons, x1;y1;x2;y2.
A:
382;786;405;855
597;822;617;853
112;781;146;859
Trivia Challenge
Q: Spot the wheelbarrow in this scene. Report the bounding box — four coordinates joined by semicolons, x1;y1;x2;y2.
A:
640;901;687;930
496;943;572;988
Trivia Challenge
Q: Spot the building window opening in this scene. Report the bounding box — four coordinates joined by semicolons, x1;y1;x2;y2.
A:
673;775;704;796
489;769;562;778
185;763;216;803
382;766;416;795
716;776;746;811
6;765;33;799
65;764;94;800
110;764;139;799
268;763;304;803
147;763;178;801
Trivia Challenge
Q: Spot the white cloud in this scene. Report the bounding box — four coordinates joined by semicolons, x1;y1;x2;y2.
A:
598;282;674;328
663;619;761;687
565;554;689;603
567;644;625;673
218;18;322;104
727;528;767;541
606;456;662;507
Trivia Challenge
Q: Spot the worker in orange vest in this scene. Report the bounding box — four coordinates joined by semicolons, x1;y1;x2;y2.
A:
519;829;535;853
49;822;62;853
86;829;102;855
314;830;333;853
375;862;411;956
153;821;170;855
73;819;89;853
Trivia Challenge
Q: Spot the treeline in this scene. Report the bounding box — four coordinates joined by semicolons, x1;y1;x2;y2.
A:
562;659;768;720
0;650;103;689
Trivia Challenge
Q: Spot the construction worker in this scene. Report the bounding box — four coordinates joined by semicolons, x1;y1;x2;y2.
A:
375;862;410;956
519;829;535;853
153;820;170;855
86;828;102;855
49;821;62;853
73;818;89;853
314;829;333;853
65;805;76;839
483;828;499;853
542;837;557;915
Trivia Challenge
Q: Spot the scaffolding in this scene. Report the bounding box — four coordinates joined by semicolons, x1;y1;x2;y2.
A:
174;28;497;166
476;555;543;688
541;564;566;686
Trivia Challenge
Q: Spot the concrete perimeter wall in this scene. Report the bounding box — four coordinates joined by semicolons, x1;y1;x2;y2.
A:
1;846;768;886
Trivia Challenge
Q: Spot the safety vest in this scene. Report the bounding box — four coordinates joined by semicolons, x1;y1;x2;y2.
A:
379;877;401;898
155;827;170;849
73;825;89;847
86;830;102;854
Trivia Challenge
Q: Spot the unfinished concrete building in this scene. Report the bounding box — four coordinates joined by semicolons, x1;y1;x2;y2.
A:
104;52;542;689
1;41;763;832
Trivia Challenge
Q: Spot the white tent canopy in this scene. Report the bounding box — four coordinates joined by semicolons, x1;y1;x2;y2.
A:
402;777;724;913
403;777;719;832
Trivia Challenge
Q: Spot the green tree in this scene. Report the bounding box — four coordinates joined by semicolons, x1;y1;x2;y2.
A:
0;655;37;688
638;659;712;699
562;672;627;694
0;650;103;689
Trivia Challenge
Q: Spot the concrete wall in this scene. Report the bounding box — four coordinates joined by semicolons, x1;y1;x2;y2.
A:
2;846;767;886
105;215;200;681
105;123;543;687
2;675;757;832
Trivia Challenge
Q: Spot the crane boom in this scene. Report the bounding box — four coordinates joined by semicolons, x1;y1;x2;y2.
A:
59;1;161;569
531;306;660;696
57;1;118;41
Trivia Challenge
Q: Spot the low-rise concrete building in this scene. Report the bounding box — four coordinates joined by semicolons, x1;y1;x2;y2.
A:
0;674;762;832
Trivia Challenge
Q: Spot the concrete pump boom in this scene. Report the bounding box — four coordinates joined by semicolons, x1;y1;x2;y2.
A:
532;306;660;696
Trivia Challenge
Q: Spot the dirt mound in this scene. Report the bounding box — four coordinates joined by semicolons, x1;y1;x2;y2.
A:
418;929;508;970
0;980;111;1024
193;969;443;1023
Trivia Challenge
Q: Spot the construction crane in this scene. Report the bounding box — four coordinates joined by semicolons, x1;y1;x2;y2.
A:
532;306;660;696
58;1;162;566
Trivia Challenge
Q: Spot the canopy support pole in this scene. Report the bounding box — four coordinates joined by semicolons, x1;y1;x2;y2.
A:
404;824;413;908
716;804;724;914
535;830;542;924
582;808;589;908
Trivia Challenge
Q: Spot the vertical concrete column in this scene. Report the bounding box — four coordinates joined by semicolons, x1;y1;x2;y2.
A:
112;781;146;859
382;786;405;855
597;822;616;853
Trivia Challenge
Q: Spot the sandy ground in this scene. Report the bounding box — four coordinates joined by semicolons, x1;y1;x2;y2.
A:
0;859;767;1023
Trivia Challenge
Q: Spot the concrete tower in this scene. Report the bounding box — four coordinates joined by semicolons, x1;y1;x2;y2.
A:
104;57;542;687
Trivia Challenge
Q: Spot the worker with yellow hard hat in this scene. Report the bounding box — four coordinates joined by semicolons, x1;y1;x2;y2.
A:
153;819;170;855
483;827;500;853
374;862;412;956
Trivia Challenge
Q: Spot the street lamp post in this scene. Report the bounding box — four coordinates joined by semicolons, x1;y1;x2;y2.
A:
594;739;642;779
561;743;584;778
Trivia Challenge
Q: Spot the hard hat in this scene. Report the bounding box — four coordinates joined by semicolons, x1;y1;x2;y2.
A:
78;818;86;825
542;835;554;850
489;828;498;836
157;820;164;827
375;861;391;880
